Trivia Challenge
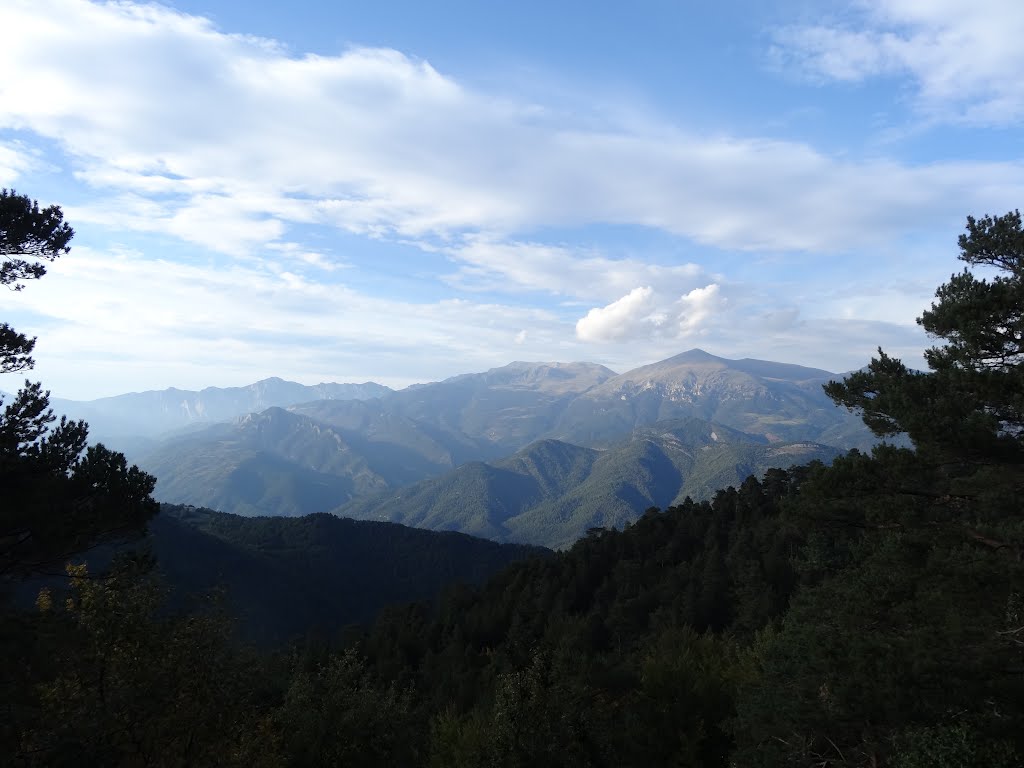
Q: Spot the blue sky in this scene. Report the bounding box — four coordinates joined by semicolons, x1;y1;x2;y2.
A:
2;0;1023;398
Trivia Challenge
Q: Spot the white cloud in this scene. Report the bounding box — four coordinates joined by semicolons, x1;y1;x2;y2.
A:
0;0;1020;265
0;139;42;186
772;0;1024;124
575;282;726;344
447;238;705;301
676;283;723;335
2;244;572;397
0;1;1016;397
1;241;934;398
576;287;659;342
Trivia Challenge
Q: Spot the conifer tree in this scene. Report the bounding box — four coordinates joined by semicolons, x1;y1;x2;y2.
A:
0;189;156;580
733;211;1024;767
826;210;1024;471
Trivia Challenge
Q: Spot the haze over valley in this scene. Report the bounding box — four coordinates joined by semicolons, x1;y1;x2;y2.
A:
48;348;869;549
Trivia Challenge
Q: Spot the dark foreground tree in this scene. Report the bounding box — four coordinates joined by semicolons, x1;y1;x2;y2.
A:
1;193;167;765
734;212;1024;767
0;188;74;374
0;190;156;579
826;210;1024;470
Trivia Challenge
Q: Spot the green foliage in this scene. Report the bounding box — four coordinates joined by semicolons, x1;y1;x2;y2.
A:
428;707;493;768
0;189;74;376
455;649;602;768
827;209;1024;467
343;419;837;549
275;650;417;768
0;324;35;375
7;559;279;767
1;192;168;765
890;723;1018;768
345;477;803;766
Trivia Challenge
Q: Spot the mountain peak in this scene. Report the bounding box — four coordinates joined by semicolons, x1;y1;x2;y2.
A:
667;348;724;363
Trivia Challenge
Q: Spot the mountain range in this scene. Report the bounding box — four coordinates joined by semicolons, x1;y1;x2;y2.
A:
51;377;392;450
88;349;874;549
548;348;870;448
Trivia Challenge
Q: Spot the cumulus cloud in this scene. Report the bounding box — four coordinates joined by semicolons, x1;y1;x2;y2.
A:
676;283;724;335
576;287;659;342
575;283;724;343
1;240;932;398
771;0;1024;124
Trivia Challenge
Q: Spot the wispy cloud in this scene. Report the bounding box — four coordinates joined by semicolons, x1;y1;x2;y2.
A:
0;139;40;185
771;0;1024;124
446;238;705;301
4;245;569;395
2;0;1021;261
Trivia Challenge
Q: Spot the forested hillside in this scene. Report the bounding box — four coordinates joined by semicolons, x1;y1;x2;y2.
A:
339;418;839;548
149;504;548;644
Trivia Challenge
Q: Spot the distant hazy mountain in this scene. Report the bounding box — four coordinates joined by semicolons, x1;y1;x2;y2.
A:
337;417;839;549
137;362;617;517
550;349;872;449
50;377;392;449
140;407;396;517
297;360;618;458
133;352;869;526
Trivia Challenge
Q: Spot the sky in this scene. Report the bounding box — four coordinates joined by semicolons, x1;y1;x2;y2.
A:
1;0;1023;399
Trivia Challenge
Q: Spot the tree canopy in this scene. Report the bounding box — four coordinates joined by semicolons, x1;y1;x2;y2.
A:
0;188;74;288
826;210;1024;468
737;211;1024;766
0;190;156;580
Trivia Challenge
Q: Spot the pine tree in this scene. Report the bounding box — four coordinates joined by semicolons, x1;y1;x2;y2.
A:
733;212;1024;766
826;210;1024;471
0;190;156;580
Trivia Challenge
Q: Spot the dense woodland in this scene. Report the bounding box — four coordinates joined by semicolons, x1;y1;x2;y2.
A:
147;504;548;645
2;191;1023;766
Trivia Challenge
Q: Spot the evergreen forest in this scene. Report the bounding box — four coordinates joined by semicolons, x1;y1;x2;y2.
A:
2;190;1023;766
